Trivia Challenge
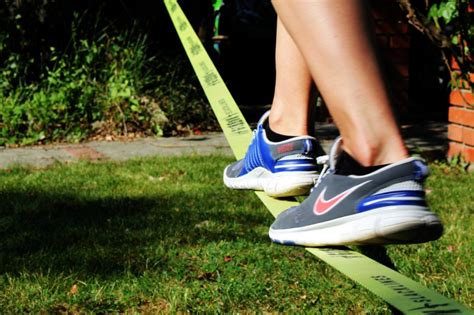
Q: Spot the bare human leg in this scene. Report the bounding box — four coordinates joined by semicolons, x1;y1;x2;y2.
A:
272;0;408;166
268;0;442;247
269;18;313;137
222;17;324;197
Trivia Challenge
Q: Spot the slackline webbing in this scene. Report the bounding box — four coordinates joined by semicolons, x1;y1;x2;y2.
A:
164;1;472;313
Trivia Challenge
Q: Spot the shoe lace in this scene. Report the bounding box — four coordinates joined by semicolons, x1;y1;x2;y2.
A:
311;155;330;192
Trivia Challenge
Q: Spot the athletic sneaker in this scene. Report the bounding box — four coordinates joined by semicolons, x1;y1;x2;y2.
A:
223;111;325;197
269;137;444;246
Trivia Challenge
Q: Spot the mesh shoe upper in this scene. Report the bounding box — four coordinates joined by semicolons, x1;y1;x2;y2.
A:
271;138;433;230
226;111;324;179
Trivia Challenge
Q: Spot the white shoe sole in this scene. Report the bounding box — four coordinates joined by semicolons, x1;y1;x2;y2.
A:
223;166;318;197
269;206;443;246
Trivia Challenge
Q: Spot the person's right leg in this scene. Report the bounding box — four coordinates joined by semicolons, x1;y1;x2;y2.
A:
272;0;407;167
269;0;443;246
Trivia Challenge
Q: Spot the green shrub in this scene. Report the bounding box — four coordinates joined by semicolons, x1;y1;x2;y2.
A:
0;30;152;145
399;0;473;92
0;16;217;146
153;56;217;136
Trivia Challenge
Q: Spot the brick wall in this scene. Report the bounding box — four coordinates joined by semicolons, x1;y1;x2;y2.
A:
370;1;474;168
447;60;474;164
370;0;410;114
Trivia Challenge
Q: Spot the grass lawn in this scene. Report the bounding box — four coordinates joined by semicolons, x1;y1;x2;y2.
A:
0;156;472;313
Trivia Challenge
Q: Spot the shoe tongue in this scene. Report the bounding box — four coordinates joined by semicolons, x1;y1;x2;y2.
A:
328;137;344;170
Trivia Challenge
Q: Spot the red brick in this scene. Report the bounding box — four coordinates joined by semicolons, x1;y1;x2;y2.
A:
463;127;474;146
375;20;409;34
448;124;463;142
381;49;410;64
450;70;473;90
448;142;463;157
463;110;474;127
449;107;474;127
370;4;392;14
390;35;410;48
447;142;474;162
389;78;409;91
462;145;474;162
449;107;463;124
376;35;389;48
454;79;472;90
451;58;460;70
391;90;409;107
370;2;405;20
450;89;474;107
393;64;410;77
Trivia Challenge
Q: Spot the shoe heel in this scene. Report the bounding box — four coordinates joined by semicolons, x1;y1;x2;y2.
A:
263;173;317;197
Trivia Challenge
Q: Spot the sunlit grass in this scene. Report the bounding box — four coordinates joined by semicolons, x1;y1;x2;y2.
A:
0;156;471;313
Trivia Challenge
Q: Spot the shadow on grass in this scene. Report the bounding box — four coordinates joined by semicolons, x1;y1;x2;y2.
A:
358;246;397;270
0;188;270;277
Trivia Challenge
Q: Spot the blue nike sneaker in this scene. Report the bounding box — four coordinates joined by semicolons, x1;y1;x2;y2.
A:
223;111;325;197
269;137;444;246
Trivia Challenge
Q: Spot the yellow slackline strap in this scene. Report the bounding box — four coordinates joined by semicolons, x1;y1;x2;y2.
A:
164;1;472;313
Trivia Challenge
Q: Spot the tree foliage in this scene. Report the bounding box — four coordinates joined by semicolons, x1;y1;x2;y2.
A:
398;0;473;92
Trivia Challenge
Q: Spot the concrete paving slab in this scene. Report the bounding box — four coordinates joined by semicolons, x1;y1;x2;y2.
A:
0;121;450;169
85;135;234;161
0;146;73;169
86;139;164;161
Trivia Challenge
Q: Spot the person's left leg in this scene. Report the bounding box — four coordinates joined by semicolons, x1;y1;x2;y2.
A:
269;18;313;137
223;18;324;197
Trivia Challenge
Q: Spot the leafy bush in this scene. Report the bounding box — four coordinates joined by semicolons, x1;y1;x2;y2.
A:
398;0;473;91
153;56;218;136
0;11;217;146
1;30;153;145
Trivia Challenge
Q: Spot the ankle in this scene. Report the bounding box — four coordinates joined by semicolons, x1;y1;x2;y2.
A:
264;120;295;142
336;150;388;175
268;111;308;137
342;137;408;166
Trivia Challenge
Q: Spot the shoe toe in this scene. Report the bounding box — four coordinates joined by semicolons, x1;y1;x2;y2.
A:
225;159;245;178
271;206;303;230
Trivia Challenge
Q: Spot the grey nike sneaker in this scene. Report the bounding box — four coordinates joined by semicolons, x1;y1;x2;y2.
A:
223;111;325;197
269;137;444;246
